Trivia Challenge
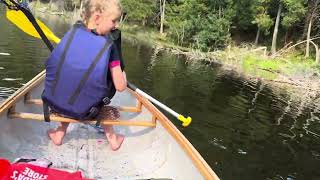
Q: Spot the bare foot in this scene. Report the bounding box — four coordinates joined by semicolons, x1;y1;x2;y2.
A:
47;129;65;146
108;134;124;151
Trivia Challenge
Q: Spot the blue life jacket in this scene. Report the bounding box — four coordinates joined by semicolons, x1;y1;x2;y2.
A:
42;24;113;119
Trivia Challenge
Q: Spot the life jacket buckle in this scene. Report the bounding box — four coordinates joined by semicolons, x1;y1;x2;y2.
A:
87;107;99;120
102;97;111;105
87;106;102;126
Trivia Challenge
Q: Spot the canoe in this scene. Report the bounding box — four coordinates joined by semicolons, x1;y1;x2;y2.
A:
0;70;219;180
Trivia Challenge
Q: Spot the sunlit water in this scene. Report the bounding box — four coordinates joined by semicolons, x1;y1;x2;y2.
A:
0;6;319;179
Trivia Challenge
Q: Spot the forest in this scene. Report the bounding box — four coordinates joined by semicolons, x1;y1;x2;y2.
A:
31;0;320;55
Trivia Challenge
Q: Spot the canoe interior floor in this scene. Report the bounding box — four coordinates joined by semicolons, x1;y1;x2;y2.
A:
0;106;191;179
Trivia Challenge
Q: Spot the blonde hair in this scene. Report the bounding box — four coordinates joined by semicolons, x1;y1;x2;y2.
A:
81;0;122;25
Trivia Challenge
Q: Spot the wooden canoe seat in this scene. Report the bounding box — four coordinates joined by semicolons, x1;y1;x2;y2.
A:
8;112;156;127
24;98;143;113
7;95;157;127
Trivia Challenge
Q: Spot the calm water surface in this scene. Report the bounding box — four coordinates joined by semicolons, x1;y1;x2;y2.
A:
0;6;320;180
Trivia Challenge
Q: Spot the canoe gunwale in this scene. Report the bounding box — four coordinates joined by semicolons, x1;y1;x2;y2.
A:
129;89;219;179
0;70;46;115
0;70;219;180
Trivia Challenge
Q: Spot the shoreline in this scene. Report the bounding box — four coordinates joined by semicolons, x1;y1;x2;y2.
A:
30;3;320;101
120;25;320;96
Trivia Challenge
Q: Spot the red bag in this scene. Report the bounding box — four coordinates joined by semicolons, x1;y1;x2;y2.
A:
0;159;92;180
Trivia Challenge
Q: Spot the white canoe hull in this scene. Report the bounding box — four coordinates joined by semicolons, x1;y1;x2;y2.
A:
0;71;219;179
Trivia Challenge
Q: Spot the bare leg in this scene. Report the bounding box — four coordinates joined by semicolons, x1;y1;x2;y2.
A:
98;106;124;150
103;125;124;151
47;122;69;146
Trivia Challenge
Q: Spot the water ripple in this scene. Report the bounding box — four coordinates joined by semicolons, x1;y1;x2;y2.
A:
209;138;227;150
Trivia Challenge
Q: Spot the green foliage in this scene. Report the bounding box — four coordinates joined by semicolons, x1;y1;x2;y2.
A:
232;0;255;29
281;53;318;75
64;0;77;11
166;0;233;51
242;53;320;80
253;14;274;35
251;0;274;35
281;0;306;28
242;55;282;79
192;15;231;50
121;0;157;25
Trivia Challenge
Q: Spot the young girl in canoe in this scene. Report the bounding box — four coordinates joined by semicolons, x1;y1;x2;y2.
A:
43;0;127;151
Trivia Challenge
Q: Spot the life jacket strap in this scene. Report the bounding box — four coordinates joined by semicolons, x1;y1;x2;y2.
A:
42;90;50;122
51;27;78;96
87;106;99;120
14;158;36;163
13;157;53;168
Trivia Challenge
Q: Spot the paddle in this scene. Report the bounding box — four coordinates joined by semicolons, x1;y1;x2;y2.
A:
1;0;192;127
127;83;192;127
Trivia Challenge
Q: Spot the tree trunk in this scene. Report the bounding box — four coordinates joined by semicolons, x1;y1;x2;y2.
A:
284;30;288;45
49;0;53;10
317;48;320;63
80;0;83;14
306;17;312;58
72;0;82;23
302;0;319;40
255;27;260;45
305;0;319;57
160;0;166;34
271;3;282;56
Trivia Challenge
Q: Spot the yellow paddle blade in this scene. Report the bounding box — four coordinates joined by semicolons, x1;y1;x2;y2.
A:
6;9;60;43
